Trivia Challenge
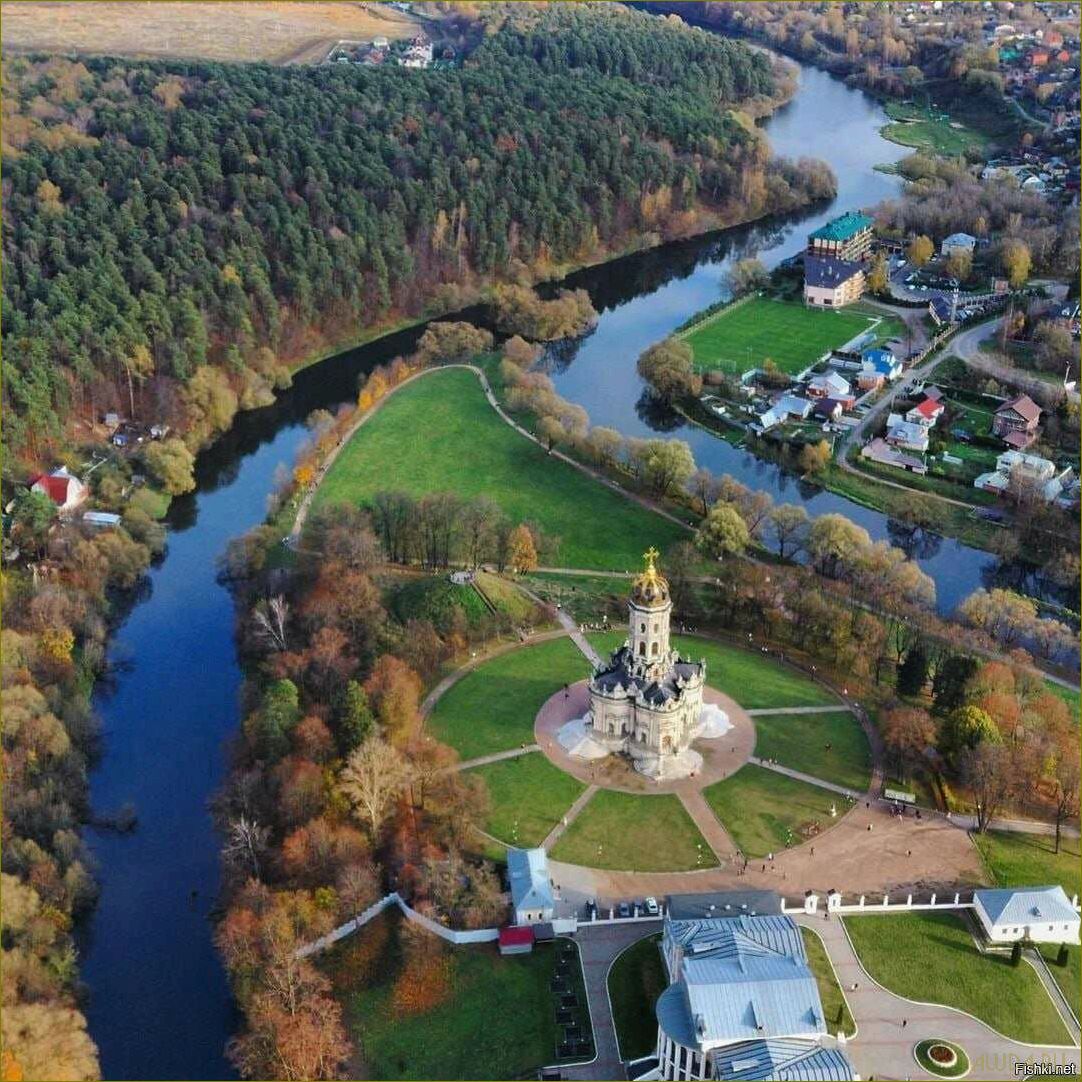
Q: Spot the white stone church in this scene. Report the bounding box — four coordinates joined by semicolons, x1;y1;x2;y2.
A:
565;548;728;780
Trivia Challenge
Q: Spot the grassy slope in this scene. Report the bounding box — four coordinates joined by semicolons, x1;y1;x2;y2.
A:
683;297;874;375
426;635;591;760
801;927;856;1038
972;830;1082;1017
753;710;871;792
844;911;1071;1046
607;934;667;1060
703;764;840;858
550;790;719;872
331;912;588;1079
311;367;687;570
468;752;586;847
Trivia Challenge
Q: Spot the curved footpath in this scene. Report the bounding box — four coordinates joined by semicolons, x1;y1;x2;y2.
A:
793;912;1080;1080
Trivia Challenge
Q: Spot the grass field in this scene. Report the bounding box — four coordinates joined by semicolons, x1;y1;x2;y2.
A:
801;927;856;1038
550;790;719;872
703;764;840;858
753;711;871;792
681;297;876;375
1;2;417;64
882;101;989;157
971;830;1081;903
607;934;667;1060
844;911;1071;1046
312;367;688;570
1047;682;1081;718
468;752;585;848
329;912;590;1079
426;636;591;760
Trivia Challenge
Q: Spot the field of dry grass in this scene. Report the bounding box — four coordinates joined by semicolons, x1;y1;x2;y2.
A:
1;2;419;65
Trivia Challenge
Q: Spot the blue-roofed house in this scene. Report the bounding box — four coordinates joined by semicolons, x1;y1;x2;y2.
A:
506;847;555;925
973;885;1080;944
861;347;902;382
652;893;855;1081
928;295;954;326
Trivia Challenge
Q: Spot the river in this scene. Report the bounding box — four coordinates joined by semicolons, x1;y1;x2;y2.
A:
79;52;1015;1082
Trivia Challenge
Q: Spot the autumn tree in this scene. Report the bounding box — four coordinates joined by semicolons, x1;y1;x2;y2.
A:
340;736;411;839
939;704;1000;765
725;257;769;297
641;439;696;497
881;706;935;779
507;524;538;573
767;503;810;559
636;339;701;403
959;741;1014;833
363;655;422;742
1000;238;1032;288
798;440;831;476
866;251;889;294
906;234;934;266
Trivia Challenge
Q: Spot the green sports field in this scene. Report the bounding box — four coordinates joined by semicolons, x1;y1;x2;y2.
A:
682;296;878;375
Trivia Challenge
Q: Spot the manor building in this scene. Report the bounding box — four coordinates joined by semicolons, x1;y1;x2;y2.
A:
585;549;706;780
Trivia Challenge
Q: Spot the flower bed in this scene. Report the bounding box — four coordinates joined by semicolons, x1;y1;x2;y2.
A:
915;1038;970;1079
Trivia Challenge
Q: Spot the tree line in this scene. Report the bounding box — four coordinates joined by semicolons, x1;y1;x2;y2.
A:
1;4;838;464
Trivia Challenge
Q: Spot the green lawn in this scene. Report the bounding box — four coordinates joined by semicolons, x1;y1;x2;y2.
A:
608;934;667;1060
389;574;491;630
426;636;591;760
468;752;586;848
1038;941;1080;1020
1047;681;1081;719
801;927;855;1038
971;830;1081;905
703;764;840;859
882;101;989;157
844;911;1071;1046
550;790;718;872
754;711;871;792
310;366;687;569
331;912;591;1078
682;296;876;375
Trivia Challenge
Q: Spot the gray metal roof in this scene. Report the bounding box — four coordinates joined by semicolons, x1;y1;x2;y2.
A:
712;1039;855;1080
975;885;1079;928
507;847;554;915
662;915;824;1044
803;255;863;288
592;644;702;706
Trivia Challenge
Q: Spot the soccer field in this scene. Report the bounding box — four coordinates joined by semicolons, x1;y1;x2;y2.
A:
682;297;878;375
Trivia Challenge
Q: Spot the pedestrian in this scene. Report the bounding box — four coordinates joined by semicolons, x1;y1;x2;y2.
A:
810;847;815;857
901;1018;908;1029
907;849;912;857
867;823;873;832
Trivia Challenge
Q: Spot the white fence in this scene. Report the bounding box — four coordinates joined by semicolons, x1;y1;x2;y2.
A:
783;889;1081;917
296;892;498;959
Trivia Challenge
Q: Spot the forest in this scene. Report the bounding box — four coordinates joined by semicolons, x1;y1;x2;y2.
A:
1;2;834;464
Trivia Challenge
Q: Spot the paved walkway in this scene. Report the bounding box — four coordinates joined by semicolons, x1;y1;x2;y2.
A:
1028;949;1082;1045
678;789;737;864
794;913;1081;1079
455;745;538;771
750;756;864;800
543;785;599;850
561;921;662;1081
747;705;851;716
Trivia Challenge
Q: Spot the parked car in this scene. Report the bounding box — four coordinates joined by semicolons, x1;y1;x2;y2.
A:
644;896;660;916
585;899;597;920
617;901;631;919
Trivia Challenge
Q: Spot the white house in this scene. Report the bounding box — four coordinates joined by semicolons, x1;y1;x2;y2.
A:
507;847;554;925
973;886;1080;944
940;232;977;257
807;371;851;401
885;417;930;453
905;396;945;427
776;394;813;420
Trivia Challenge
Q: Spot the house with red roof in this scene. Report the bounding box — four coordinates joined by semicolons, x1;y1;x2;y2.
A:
29;467;87;514
905;395;946;428
498;925;535;956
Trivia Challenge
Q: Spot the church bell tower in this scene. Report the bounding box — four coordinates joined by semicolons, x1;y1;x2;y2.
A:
628;547;672;668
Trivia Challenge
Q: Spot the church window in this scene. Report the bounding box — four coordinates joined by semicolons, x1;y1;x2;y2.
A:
638;642;645;656
651;641;659;656
653;622;658;633
640;622;646;633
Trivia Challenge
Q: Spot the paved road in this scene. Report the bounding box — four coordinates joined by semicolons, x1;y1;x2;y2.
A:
562;921;662;1081
749;756;864;800
795;913;1081;1080
455;745;538;771
747;705;850;716
544;785;600;850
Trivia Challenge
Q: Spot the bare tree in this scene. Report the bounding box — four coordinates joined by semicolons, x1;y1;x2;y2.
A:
223;815;271;879
252;595;290;652
340;736;411;838
959;742;1014;834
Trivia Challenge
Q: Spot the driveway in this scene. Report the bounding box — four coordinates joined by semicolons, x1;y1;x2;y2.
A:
562;920;662;1081
795;912;1081;1080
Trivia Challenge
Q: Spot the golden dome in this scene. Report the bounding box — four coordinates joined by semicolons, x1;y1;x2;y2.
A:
630;547;670;608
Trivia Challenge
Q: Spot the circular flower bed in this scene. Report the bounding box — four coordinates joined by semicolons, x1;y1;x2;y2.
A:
915;1039;970;1079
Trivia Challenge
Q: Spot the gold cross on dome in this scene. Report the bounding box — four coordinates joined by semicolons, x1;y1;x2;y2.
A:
643;546;659;571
